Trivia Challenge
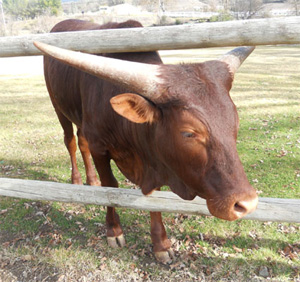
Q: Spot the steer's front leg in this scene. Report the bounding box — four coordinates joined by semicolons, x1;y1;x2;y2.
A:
106;206;126;248
150;211;174;264
90;151;126;248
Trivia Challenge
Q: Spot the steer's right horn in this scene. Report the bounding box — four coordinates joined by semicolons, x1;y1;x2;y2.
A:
34;41;163;99
218;46;255;75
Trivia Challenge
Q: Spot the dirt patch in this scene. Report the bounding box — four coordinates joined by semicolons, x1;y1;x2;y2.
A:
0;260;59;282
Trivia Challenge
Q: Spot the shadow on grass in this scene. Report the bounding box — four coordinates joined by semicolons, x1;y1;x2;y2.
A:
0;155;299;280
233;91;300;101
0;158;71;184
0;196;298;280
237;102;299;111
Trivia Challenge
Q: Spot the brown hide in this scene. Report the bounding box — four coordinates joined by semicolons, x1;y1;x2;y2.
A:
42;19;257;222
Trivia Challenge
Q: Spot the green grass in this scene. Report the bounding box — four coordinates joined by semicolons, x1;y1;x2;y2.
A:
232;46;300;199
0;46;299;281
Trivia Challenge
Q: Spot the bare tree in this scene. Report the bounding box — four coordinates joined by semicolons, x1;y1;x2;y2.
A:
0;0;6;35
107;0;125;6
230;0;263;19
289;0;299;15
207;0;218;11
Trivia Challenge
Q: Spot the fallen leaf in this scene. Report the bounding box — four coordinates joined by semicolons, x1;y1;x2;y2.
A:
259;266;269;278
21;255;33;261
2;242;10;247
233;245;243;253
0;209;8;215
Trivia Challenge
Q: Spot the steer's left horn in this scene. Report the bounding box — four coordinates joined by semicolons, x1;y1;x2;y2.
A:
33;41;163;99
218;46;255;75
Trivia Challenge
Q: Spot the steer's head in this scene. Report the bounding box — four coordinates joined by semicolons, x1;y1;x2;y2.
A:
34;42;258;221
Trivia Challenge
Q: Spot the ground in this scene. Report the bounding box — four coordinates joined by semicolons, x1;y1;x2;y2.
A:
0;47;299;281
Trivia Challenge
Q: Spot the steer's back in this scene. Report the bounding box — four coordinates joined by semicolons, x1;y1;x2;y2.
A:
44;19;162;128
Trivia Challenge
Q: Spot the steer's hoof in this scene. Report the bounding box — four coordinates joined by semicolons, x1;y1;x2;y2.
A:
107;234;126;248
155;249;175;264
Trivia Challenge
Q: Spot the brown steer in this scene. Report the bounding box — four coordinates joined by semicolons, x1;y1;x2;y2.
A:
34;19;258;263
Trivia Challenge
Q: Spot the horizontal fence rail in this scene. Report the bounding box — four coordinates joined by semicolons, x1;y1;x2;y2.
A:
0;178;299;223
0;17;300;57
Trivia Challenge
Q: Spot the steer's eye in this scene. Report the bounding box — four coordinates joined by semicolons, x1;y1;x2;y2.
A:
181;131;196;138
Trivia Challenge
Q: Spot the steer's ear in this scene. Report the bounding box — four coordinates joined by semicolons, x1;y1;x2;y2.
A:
110;93;160;124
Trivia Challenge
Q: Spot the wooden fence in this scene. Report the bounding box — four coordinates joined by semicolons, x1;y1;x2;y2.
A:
0;16;299;57
1;178;299;223
0;17;299;223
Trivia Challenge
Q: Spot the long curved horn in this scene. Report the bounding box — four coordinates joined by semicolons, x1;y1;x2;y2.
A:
218;46;255;75
34;41;163;99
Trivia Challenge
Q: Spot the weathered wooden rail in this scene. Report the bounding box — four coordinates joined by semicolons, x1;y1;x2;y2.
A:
0;178;299;223
0;17;300;57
